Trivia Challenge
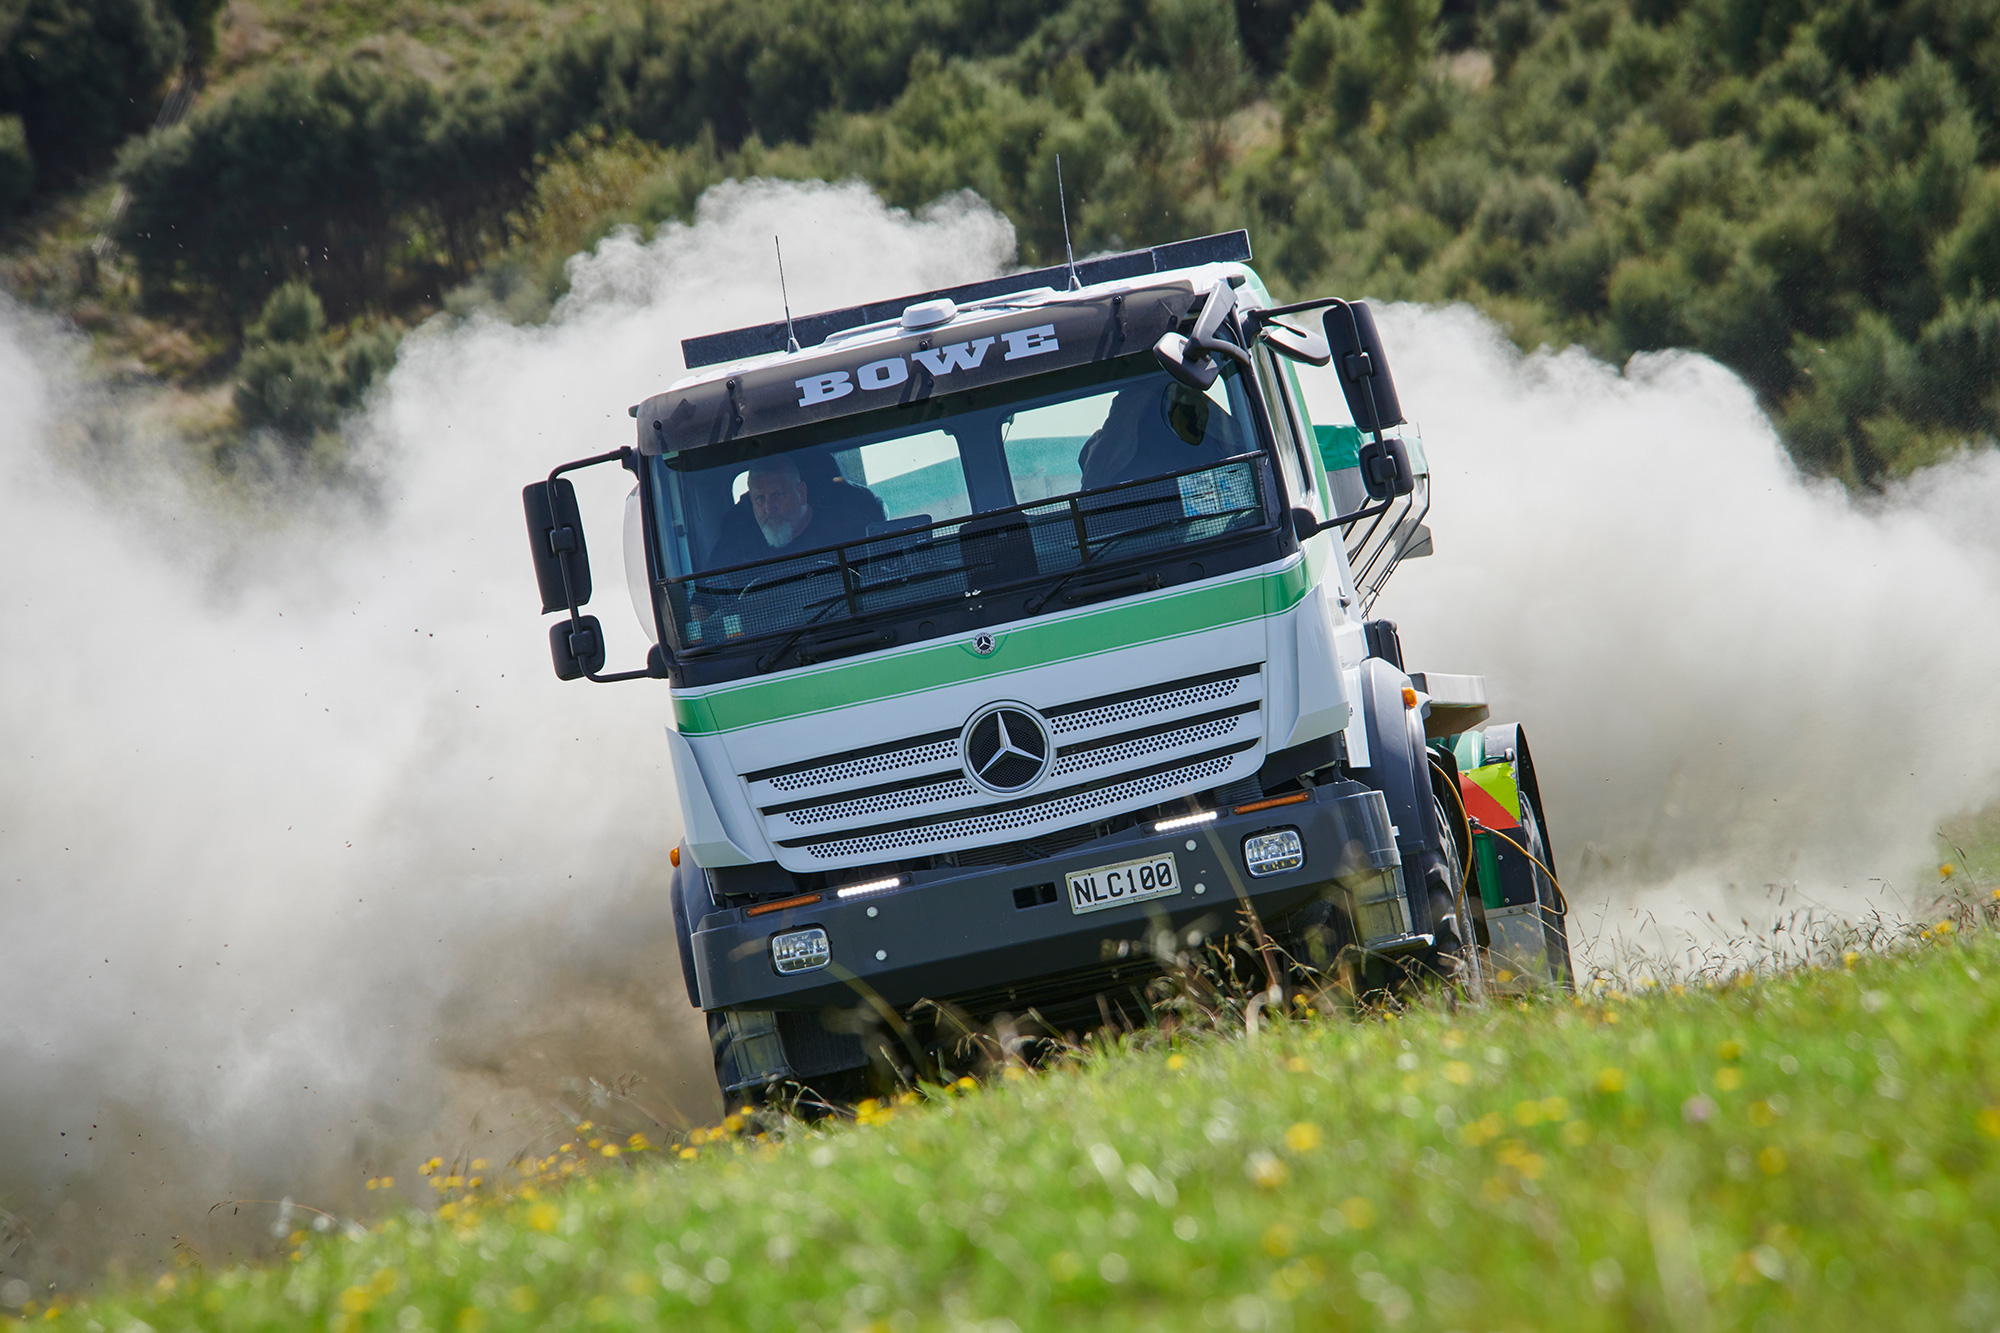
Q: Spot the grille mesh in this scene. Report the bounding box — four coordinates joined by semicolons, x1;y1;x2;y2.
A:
1053;675;1246;735
763;738;958;794
797;752;1241;861
1052;712;1248;780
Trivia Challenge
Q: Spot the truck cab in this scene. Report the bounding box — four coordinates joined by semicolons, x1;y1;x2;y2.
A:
523;231;1571;1105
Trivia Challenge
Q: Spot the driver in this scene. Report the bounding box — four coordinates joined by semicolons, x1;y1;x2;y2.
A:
706;456;834;569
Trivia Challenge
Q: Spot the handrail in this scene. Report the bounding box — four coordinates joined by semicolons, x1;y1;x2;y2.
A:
660;449;1270;590
662;452;1276;657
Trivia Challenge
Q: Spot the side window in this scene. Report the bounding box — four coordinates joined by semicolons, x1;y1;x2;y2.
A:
852;430;972;525
1254;348;1322;515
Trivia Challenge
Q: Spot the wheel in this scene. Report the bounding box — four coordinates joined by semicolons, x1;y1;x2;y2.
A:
1412;791;1485;999
1515;787;1574;987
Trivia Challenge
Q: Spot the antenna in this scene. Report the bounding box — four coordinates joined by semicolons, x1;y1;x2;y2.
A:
775;235;800;353
1056;156;1081;291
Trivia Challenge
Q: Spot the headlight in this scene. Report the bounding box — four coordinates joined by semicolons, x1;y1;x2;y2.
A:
771;927;830;975
1242;828;1304;877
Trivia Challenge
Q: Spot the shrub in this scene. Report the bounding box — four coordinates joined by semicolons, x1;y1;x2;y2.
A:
0;0;183;184
0;113;31;218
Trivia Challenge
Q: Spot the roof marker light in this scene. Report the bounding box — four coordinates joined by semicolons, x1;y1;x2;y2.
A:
836;876;903;900
1154;810;1219;834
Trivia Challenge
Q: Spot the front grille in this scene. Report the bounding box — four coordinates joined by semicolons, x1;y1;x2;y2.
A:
747;663;1267;871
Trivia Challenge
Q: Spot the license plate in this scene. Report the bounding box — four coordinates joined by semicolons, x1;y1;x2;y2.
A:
1066;852;1181;915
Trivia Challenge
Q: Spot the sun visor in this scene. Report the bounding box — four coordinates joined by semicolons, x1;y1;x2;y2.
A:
633;282;1197;456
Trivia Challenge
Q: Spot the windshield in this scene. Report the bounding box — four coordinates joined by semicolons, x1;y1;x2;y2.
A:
649;353;1268;656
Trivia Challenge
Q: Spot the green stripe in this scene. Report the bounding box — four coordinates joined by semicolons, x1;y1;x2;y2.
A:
673;560;1311;734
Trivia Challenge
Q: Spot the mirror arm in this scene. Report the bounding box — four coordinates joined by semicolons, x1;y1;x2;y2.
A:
1191;334;1253;369
1292;500;1392;542
542;446;664;684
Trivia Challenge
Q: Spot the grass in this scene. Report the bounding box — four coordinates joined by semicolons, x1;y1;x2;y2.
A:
16;895;2000;1332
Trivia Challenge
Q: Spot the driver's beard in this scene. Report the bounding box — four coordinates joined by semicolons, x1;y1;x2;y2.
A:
757;517;797;548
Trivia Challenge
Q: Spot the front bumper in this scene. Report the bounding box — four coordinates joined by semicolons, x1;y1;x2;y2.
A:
691;782;1412;1013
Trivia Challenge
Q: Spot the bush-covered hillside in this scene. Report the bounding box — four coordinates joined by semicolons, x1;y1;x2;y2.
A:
6;0;2000;485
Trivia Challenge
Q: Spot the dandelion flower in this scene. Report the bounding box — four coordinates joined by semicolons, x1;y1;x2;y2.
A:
1166;1053;1186;1071
1284;1122;1324;1153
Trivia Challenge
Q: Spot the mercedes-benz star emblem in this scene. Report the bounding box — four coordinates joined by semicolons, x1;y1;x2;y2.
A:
971;632;996;656
961;703;1052;795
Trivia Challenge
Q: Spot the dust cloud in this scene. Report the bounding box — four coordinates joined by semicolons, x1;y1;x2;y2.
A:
1341;304;2000;959
0;180;1014;1293
3;176;1995;1294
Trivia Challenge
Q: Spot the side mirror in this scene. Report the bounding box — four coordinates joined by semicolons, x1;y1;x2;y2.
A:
1259;320;1331;367
1357;435;1414;500
1322;300;1405;436
550;615;608;680
523;478;593;614
1151;280;1240;392
1152;331;1220;391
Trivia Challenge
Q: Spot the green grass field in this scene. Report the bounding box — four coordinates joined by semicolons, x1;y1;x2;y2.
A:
17;898;2000;1333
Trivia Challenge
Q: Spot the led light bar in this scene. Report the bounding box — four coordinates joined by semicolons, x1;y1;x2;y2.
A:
1154;810;1219;834
835;876;902;899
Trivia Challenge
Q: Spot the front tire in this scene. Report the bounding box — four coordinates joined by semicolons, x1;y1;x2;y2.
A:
1413;792;1485;999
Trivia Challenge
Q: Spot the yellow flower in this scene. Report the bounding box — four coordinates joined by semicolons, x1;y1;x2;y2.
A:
1935;919;1957;935
1595;1068;1625;1095
1716;1040;1743;1062
627;1132;651;1151
1843;951;1860;968
1758;1145;1787;1174
419;1156;443;1177
1261;1223;1295;1257
1338;1196;1377;1230
575;1121;594;1133
528;1202;560;1232
1166;1053;1187;1071
1716;1067;1744;1091
1940;864;1956;878
1459;1112;1504;1147
600;1144;621;1158
677;1147;697;1161
1442;1061;1473;1085
1512;1100;1543;1127
339;1287;373;1315
954;1076;978;1092
1284;1122;1323;1153
1286;1056;1309;1073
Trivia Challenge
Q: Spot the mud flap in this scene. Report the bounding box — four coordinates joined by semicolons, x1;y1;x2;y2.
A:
1446;724;1571;989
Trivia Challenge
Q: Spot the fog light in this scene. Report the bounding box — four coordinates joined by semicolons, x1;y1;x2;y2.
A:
1354;894;1412;944
1243;828;1304;877
771;927;830;975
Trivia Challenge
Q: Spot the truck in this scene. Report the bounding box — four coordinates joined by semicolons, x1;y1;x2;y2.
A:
522;230;1572;1109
